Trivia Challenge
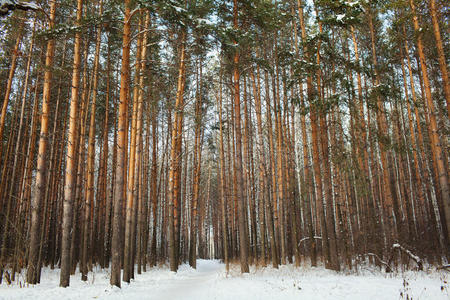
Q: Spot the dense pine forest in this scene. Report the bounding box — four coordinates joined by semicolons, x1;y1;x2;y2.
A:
0;0;448;289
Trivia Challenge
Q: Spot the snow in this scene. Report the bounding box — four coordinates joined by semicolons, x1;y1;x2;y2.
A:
173;6;186;13
0;260;448;300
0;0;15;6
0;0;40;11
20;1;39;10
346;0;360;7
196;18;214;26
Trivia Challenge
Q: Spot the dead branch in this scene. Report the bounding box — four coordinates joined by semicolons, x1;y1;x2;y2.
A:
366;253;393;273
391;243;423;271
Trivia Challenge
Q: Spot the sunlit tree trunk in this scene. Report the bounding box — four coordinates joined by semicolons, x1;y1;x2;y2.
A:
189;58;204;268
111;0;132;287
409;0;450;246
136;11;150;275
123;13;144;282
60;0;84;287
81;0;103;281
26;1;56;285
0;22;23;162
403;30;442;257
428;0;449;118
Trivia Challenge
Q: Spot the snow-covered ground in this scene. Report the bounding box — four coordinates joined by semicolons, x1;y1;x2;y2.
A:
0;260;448;300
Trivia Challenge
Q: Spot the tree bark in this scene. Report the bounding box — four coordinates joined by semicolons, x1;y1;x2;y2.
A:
111;0;132;287
81;0;103;281
409;0;450;246
26;1;56;285
60;0;84;287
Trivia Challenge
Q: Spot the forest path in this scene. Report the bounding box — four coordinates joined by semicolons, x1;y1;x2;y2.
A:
138;259;224;300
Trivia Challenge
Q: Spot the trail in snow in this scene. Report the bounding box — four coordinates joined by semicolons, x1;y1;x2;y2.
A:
0;259;448;300
135;260;222;300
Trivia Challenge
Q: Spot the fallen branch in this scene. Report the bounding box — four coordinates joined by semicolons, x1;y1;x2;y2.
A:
366;253;393;273
298;236;322;247
392;243;423;271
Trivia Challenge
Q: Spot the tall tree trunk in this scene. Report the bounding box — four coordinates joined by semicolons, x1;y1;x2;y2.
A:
273;42;287;265
150;97;159;266
10;22;35;280
60;0;84;287
251;68;271;267
123;13;144;283
2;21;34;279
189;58;204;268
314;15;339;271
233;0;249;273
0;22;23;162
409;0;450;246
26;1;56;285
168;29;187;272
216;68;229;271
81;0;103;281
367;8;400;246
111;0;132;287
136;11;150;275
428;0;449;118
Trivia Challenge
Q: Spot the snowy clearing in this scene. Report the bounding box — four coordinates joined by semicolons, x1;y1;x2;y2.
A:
0;260;448;300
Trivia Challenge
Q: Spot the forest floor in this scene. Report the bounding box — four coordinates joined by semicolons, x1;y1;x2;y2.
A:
0;259;448;300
